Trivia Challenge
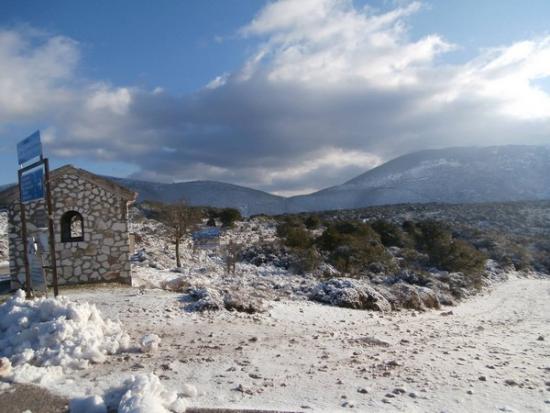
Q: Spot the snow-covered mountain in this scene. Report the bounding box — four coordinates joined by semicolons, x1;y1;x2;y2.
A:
287;145;550;212
3;145;546;214
114;145;550;215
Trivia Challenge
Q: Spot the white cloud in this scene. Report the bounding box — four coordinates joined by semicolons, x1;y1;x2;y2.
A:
241;0;451;87
0;29;78;120
86;84;132;115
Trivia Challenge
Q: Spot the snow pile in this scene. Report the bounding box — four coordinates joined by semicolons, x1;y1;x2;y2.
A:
0;290;130;374
69;395;108;413
118;373;187;413
0;357;12;377
140;334;161;353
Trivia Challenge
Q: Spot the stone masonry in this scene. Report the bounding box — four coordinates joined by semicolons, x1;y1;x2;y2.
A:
1;165;136;287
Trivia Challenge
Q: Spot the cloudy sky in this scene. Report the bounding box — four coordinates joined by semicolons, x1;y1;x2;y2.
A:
1;0;550;196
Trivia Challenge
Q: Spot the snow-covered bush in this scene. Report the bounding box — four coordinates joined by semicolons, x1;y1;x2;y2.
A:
310;278;391;312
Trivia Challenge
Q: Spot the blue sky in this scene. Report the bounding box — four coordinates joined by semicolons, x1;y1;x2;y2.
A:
1;0;550;194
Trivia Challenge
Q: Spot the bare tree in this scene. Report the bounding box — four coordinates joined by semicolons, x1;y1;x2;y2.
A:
158;201;202;267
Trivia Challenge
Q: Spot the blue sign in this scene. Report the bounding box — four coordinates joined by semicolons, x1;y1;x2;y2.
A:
192;227;221;240
20;167;45;203
17;131;42;165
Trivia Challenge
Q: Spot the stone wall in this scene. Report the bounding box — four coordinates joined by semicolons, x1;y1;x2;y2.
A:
8;171;132;287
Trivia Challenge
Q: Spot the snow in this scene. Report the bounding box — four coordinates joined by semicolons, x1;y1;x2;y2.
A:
0;290;130;373
53;277;549;413
0;357;11;377
139;334;160;353
0;291;193;412
118;374;186;413
69;395;107;413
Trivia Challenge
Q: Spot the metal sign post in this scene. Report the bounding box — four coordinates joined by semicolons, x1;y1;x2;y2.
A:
44;158;59;296
16;131;59;298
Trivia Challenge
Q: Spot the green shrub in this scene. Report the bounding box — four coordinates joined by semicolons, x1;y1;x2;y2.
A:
405;220;486;280
219;208;242;227
284;226;313;249
371;219;408;247
317;221;390;274
304;215;321;230
290;247;321;274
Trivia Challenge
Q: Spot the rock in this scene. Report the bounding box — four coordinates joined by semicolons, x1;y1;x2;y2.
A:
310;278;391;312
537;335;544;341
161;277;191;292
504;379;518;386
234;384;253;395
224;290;266;314
441;310;454;316
479;376;487;381
390;283;440;311
355;336;390;347
186;287;224;312
357;387;369;394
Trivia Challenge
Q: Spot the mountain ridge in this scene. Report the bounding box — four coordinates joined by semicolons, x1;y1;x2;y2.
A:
2;145;549;215
112;145;550;215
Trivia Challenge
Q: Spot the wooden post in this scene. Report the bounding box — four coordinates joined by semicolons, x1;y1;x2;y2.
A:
43;158;59;297
17;169;32;299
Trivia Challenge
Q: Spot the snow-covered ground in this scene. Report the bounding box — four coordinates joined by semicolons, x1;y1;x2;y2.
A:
1;277;548;412
129;216;315;306
1;211;549;411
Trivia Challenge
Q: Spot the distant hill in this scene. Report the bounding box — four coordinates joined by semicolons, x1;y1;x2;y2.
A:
109;178;286;216
286;145;550;212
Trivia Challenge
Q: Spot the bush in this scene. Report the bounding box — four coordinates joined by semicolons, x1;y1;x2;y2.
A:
304;215;321;230
285;226;313;249
290;247;321;274
371;219;408;247
405;220;486;279
277;219;313;249
317;221;391;274
219;208;242;227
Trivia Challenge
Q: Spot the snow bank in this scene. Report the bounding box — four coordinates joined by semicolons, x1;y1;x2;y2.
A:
0;290;130;374
118;373;186;413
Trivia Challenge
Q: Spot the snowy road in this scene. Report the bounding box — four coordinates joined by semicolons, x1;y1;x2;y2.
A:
43;276;549;412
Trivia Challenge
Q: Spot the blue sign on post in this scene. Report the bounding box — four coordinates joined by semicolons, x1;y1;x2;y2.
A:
20;167;45;203
17;131;42;165
192;227;221;240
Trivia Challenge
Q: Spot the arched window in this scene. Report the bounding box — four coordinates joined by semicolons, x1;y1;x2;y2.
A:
61;211;84;242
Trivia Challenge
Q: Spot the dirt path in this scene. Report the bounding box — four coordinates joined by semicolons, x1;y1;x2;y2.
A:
10;276;549;412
